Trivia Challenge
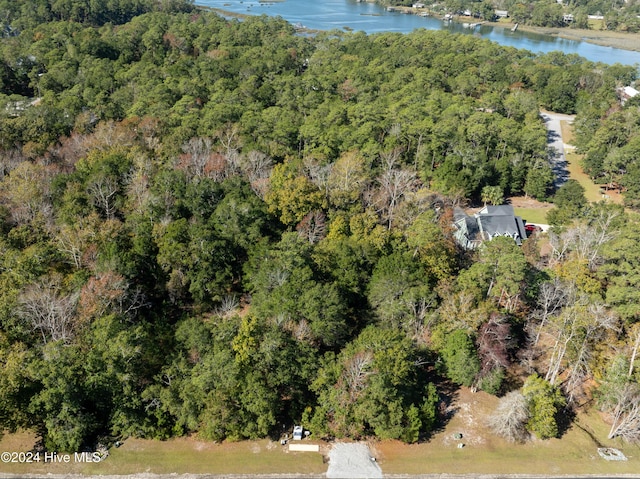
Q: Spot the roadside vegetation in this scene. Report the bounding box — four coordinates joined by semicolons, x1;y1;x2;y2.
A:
2;389;639;475
560;119;625;205
1;0;640;462
377;388;640;475
0;431;327;475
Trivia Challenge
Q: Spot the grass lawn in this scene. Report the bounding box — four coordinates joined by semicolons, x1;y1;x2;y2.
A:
2;389;640;476
510;196;553;225
588;19;605;30
560;118;576;144
514;206;549;225
0;432;326;476
374;388;640;475
560;120;624;205
565;150;607;203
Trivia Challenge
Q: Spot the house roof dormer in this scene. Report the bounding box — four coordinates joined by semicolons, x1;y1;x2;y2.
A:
453;204;528;249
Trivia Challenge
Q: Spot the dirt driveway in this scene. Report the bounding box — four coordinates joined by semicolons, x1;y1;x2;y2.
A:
326;442;382;478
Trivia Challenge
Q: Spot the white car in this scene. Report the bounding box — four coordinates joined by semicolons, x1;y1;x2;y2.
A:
293;425;303;440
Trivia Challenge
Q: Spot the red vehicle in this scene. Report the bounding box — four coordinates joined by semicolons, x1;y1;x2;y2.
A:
524;224;541;236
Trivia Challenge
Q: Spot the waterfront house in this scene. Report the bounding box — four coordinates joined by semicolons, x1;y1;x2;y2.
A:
619;86;639;104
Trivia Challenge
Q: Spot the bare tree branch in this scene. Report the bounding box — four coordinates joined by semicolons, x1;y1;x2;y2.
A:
19;275;78;344
607;383;640;442
488;390;530;442
344;351;374;401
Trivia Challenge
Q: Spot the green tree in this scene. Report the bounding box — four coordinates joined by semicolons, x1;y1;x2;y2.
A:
309;326;437;442
457;236;528;312
27;342;95;451
145;315;316;441
213;177;273;251
621;159;640;209
521;374;566;439
439;329;480;387
404;209;457;281
601;220;640;322
265;161;324;227
73;147;134;220
547;179;587;226
367;250;434;335
481;185;504;206
153;216;234;307
524;161;555;201
531;1;564;27
245;232;348;348
0;338;37;435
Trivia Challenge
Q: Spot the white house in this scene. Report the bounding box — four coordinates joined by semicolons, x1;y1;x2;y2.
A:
619;86;640;104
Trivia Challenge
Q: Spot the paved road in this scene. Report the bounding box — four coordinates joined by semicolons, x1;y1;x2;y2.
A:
540;111;576;188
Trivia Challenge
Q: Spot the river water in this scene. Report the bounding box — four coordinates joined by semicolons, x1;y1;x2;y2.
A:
195;0;640;65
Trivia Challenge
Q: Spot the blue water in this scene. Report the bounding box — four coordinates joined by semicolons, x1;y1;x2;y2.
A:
195;0;640;65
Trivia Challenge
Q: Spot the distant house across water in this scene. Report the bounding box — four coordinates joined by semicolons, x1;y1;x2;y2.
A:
619;86;639;105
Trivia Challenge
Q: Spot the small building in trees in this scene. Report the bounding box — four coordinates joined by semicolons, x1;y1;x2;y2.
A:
618;86;639;105
453;205;528;249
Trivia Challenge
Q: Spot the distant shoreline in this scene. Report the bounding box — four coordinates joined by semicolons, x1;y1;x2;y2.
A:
386;5;640;53
203;5;640;55
390;5;640;53
483;20;640;53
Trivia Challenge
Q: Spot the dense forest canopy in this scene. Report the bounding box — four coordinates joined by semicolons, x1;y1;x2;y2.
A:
1;0;640;452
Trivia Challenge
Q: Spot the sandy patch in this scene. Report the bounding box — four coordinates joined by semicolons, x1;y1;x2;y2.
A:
510;196;553;210
442;399;488;448
326;442;382;478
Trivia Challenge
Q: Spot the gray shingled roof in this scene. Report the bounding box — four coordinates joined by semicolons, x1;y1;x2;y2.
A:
453;204;527;248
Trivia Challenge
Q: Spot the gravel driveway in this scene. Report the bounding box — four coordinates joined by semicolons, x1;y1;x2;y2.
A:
540;111;576;188
326;443;382;478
